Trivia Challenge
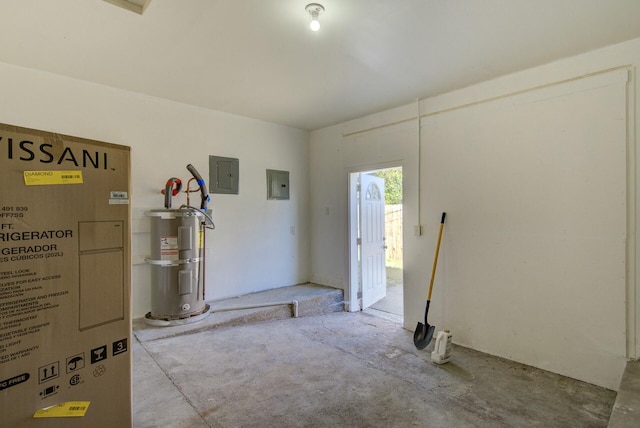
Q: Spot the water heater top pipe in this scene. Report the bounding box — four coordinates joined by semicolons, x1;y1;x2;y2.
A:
186;164;209;210
163;177;182;209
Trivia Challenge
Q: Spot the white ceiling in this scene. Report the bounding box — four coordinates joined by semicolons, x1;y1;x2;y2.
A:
1;0;639;131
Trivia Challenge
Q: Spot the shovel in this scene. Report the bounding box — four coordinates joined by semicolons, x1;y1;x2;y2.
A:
413;212;446;350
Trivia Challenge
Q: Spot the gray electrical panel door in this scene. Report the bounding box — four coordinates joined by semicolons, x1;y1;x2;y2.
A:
267;169;290;200
209;155;239;194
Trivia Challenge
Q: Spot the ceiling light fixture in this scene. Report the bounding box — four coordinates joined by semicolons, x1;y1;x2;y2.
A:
305;3;325;32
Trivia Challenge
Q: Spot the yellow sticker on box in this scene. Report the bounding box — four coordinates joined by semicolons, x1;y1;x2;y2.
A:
23;170;83;185
33;401;90;418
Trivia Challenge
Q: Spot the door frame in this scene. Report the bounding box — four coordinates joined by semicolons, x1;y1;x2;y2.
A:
347;161;404;312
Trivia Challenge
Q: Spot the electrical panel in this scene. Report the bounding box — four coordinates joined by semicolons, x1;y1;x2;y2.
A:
267;169;290;200
209;155;239;194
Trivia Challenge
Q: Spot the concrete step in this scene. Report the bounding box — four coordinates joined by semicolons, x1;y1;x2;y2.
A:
608;360;640;427
133;283;344;343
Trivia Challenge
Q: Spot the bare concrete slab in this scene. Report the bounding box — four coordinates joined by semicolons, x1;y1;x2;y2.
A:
608;360;640;427
132;340;209;428
133;283;343;342
134;311;615;427
370;282;403;318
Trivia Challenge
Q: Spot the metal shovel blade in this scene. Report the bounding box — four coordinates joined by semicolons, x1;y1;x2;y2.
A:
413;321;436;350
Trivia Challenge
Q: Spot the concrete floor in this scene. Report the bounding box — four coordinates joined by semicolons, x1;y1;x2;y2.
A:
133;287;615;427
370;282;403;318
609;360;640;427
368;267;404;323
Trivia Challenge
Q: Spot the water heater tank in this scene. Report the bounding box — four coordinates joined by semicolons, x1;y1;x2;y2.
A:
145;208;210;326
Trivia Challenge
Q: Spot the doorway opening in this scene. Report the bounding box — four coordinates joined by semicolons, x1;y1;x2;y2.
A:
349;166;403;322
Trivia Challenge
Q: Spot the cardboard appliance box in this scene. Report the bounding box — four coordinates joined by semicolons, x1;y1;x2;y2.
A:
0;123;131;427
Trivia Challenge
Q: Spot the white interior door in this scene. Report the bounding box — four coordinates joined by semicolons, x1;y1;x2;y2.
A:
360;174;387;308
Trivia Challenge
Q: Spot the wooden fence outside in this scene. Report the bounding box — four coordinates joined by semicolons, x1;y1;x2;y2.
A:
385;204;403;263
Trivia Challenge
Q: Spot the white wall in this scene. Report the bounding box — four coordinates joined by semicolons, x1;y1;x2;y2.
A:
310;38;640;390
0;61;310;319
2;36;637;391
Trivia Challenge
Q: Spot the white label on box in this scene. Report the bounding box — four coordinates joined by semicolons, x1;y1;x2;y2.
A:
109;191;129;205
110;191;128;199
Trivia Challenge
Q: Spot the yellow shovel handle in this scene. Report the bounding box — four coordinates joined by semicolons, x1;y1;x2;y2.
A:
427;212;446;301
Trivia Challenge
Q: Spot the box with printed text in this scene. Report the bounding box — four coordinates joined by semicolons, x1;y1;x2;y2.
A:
0;123;131;427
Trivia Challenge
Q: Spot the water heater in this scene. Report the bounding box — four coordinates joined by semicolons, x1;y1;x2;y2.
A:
145;164;213;326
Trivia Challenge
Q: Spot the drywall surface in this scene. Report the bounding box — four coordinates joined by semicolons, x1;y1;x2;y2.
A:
309;125;348;290
309;112;421;311
309;38;640;389
422;69;627;390
0;62;310;319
